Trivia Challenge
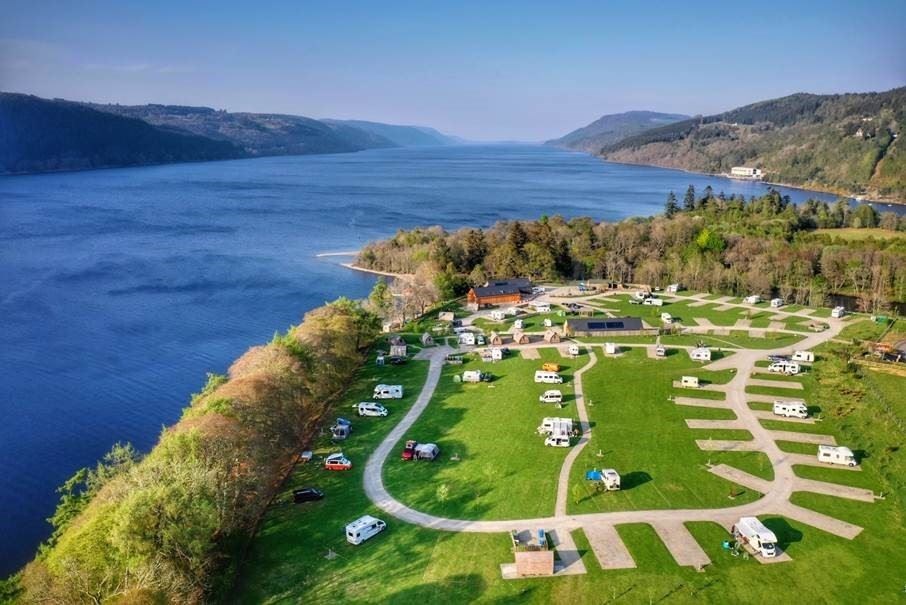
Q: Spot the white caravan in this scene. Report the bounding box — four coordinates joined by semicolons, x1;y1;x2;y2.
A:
643;297;664;306
689;347;711;362
568;344;580;356
732;517;778;558
357;402;388;417
768;360;800;375
743;295;761;304
605;342;619;355
413;443;439;460
666;283;681;293
818;445;858;467
661;313;673;324
831;306;846;318
490;310;506;321
462;370;483;383
534;370;563;384
373;384;403;399
792;350;815;363
773;400;808;419
538;389;563;403
458;332;476;346
681;376;700;388
770;297;784;308
533;302;551;313
514;319;524;329
345;515;387;545
537;417;573;435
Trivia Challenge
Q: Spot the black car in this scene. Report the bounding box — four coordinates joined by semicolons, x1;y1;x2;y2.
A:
389;356;407;365
292;487;324;503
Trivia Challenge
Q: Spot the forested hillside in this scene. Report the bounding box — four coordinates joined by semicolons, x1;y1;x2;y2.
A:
323;119;458;146
599;88;906;201
357;188;906;312
0;93;243;174
546;110;688;152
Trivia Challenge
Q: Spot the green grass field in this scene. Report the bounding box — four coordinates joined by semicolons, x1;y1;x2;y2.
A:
237;319;906;604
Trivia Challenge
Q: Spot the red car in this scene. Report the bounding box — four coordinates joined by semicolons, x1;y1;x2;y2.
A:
401;440;417;461
324;453;352;471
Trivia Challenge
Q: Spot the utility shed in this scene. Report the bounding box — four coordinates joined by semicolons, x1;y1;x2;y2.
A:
564;317;655;337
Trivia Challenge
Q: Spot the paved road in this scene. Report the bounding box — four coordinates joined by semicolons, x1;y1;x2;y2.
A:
362;305;869;567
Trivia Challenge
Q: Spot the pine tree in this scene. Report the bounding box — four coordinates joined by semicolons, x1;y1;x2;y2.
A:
683;185;696;211
664;192;679;217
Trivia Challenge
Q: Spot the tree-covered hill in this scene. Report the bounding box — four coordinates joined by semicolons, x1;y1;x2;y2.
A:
599;87;906;201
0;93;243;174
546;110;689;153
323;119;459;146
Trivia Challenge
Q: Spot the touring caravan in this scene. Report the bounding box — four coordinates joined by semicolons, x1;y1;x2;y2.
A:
491;310;506;321
689;347;711;362
537;417;573;436
568;344;580;356
732;517;778;558
818;445;858;467
681;376;700;388
533;302;551;313
586;468;621;491
831;306;846;318
768;360;800;375
666;283;681;294
792;350;815;363
643;297;663;306
538;390;563;403
462;370;483;383
661;312;673;324
605;342;619;355
459;332;476;346
414;443;439;460
345;515;387;545
514;319;524;329
773;400;808;419
743;295;761;304
534;370;563;384
770;297;784;308
373;384;403;399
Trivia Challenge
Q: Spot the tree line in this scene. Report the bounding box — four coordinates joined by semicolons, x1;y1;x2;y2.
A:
6;298;380;604
357;188;906;313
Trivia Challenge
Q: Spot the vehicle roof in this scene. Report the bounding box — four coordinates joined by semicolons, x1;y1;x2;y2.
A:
346;515;382;529
326;453;347;460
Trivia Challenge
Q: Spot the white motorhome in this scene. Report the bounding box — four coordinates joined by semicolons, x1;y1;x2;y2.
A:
689;347;711;362
414;443;439;460
568;344;580;356
831;306;846;318
345;515;387;545
357;402;388;417
533;302;551;313
666;283;681;294
587;468;621;490
490;310;506;321
537;417;573;435
373;384;403;399
792;350;815;363
681;375;700;388
534;370;563;384
768;360;800;375
770;298;784;308
661;312;673;324
732;517;778;558
643;297;664;306
462;370;483;383
545;434;571;447
818;445;858;467
543;318;553;328
458;332;476;346
655;345;666;357
773;400;808;419
514;319;524;330
539;389;563;403
605;342;619;355
632;291;650;301
743;295;762;304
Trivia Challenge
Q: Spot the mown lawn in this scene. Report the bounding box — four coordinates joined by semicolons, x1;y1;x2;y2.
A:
383;348;574;520
566;348;765;514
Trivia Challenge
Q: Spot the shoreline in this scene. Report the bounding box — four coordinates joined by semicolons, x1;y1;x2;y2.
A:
339;262;411;279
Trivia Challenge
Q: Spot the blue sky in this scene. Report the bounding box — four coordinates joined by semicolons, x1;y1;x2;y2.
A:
1;1;904;140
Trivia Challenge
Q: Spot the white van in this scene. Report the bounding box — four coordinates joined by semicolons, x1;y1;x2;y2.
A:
544;433;571;447
539;389;563;404
534;370;563;384
818;445;858;467
732;517;777;558
768;361;800;375
681;376;700;388
357;402;388;417
345;515;387;545
770;298;784;308
791;350;814;363
773;400;808;419
831;306;846;318
373;384;403;399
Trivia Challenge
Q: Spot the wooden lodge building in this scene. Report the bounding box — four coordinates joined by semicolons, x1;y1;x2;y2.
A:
467;278;533;309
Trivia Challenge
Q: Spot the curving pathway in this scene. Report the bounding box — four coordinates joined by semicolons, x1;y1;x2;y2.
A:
363;311;872;570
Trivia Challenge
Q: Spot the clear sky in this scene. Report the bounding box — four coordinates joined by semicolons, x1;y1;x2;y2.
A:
1;1;904;141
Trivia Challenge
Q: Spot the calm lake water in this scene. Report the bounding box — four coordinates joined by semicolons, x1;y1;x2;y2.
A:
0;144;897;572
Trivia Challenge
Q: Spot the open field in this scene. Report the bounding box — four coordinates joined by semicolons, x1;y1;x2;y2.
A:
237;310;906;604
812;227;906;240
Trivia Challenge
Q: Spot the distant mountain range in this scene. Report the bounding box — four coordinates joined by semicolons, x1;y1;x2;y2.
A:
552;87;906;201
0;92;459;175
546;110;689;152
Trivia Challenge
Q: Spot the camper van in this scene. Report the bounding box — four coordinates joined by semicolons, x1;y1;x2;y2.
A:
538;389;563;404
357;402;388;417
537;417;573;435
743;295;761;304
373;384;403;399
545;433;571;447
534;370;563;384
414;443;439;460
732;517;778;558
681;376;700;388
770;297;784;308
773;400;808;419
818;445;858;467
643;297;664;306
792;350;815;363
632;291;650;301
768;360;800;375
831;306;846;318
568;344;580;356
345;515;387;545
490;310;506;321
605;342;619;355
660;313;673;324
689;347;711;362
586;468;621;491
655;345;666;357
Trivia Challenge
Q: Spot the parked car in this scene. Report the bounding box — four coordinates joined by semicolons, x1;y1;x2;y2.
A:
324;453;352;471
541;362;561;372
292;487;324;503
401;439;417;460
389;356;407;365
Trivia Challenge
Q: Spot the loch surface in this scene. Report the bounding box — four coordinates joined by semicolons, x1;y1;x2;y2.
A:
0;144;890;572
